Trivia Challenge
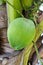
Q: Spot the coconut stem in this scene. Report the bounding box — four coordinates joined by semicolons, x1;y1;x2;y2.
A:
33;42;43;65
23;20;43;65
3;0;24;17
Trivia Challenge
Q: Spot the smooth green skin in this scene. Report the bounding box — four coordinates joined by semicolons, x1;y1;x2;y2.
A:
7;18;35;50
21;0;33;10
7;0;22;23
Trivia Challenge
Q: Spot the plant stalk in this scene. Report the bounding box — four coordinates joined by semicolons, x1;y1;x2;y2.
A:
0;0;5;5
4;0;24;18
23;20;43;65
33;42;43;65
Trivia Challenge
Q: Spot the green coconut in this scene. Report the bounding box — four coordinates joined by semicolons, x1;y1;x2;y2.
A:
7;18;35;50
21;0;33;10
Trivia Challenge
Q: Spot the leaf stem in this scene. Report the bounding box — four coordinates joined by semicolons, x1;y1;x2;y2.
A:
33;42;43;65
3;0;24;17
23;21;43;65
